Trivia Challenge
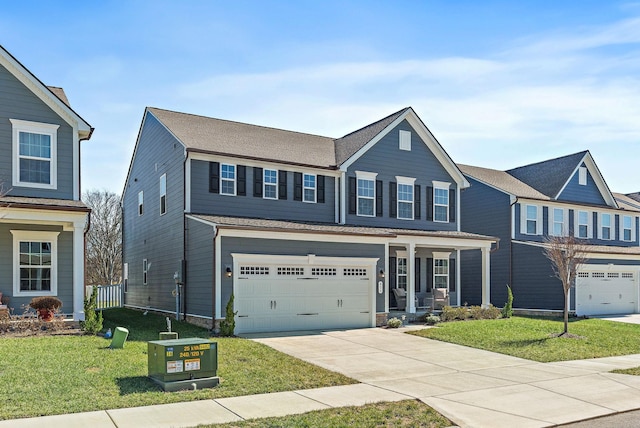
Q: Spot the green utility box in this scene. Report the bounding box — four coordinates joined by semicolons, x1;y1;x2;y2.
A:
148;338;219;391
110;327;129;349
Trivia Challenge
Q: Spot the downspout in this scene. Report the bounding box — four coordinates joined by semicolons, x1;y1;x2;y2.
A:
509;197;518;288
212;225;219;327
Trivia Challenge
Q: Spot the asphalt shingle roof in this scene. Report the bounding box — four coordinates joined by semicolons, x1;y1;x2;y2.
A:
506;151;588;198
614;193;640;212
458;164;550;200
0;196;89;211
47;86;70;107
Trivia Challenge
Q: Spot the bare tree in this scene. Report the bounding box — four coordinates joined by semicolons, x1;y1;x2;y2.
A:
543;235;588;336
84;189;122;285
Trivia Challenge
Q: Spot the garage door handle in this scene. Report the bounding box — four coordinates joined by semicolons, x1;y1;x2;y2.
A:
238;315;248;318
297;278;319;280
297;313;319;316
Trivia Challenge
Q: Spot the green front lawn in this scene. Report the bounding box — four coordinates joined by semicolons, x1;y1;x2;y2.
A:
205;400;451;428
409;316;640;362
0;309;356;420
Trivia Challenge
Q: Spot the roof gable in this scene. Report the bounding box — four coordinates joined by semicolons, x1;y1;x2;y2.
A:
0;45;92;139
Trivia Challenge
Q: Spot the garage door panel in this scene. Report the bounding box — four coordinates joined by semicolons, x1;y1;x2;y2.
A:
576;270;638;316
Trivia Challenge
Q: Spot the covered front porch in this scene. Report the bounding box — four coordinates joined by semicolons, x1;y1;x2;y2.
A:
384;232;495;315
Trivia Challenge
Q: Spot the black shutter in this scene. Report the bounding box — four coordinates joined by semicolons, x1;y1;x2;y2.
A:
414;184;421;219
389;256;397;306
348;177;356;214
237;165;246;196
426;186;433;221
426;258;433;292
278;170;287;200
389;182;397;218
449;259;456;292
449;189;456;222
209;162;219;194
253;167;263;197
415;257;421;293
294;172;302;201
376;180;383;217
317;175;325;203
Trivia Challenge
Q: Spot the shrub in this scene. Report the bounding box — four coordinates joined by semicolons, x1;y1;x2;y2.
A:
468;305;484;320
219;293;237;336
424;314;441;325
386;317;403;328
81;286;103;335
28;296;62;311
482;304;502;319
440;305;468;322
502;285;514;318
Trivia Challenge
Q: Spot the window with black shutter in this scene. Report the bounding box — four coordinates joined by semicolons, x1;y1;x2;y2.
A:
293;172;302;201
426;186;433;221
376;180;383;217
389;182;397;218
209;161;219;193
348;177;356;214
449;189;456;222
278;170;287;200
414;185;421;219
389;256;397;306
237;165;246;196
415;257;421;293
426;257;433;292
449;259;456;292
253;167;263;197
317;175;325;203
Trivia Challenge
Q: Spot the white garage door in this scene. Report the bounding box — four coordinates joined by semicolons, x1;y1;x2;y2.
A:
232;255;376;334
576;269;638;316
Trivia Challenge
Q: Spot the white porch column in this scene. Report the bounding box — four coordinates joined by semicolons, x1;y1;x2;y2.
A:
72;220;87;321
456;249;461;307
407;243;416;313
481;247;491;308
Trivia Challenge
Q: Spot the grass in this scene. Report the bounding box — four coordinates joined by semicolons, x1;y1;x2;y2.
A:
613;367;640;376
201;400;451;428
0;308;356;420
408;316;640;362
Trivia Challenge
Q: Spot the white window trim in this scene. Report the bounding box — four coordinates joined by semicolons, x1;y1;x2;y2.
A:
397;257;407;289
11;230;59;297
143;259;148;285
598;213;614;240
399;130;411;151
548;207;569;237
11;119;59;190
432;181;451;223
520;204;542;235
433;257;449;290
396;176;416;221
575;210;593;239
356;171;377;217
220;163;237;196
138;191;144;216
263;169;278;200
621;215;635;242
159;174;167;216
303;173;317;203
578;166;587;185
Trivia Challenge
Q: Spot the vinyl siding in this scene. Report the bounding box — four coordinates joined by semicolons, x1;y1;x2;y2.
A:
190;160;336;223
511;242;565;310
185;218;214;318
122;111;185;314
0;64;75;199
0;223;73;313
220;237;385;314
556;166;607;206
345;120;458;230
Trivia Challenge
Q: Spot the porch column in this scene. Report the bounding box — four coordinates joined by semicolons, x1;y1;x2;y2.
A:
72;220;87;321
481;247;491;308
407;243;416;313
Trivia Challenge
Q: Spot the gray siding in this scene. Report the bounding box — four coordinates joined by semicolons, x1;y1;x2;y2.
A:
189;160;336;222
345;120;457;231
0;223;73;314
459;177;512;306
557;166;607;206
512;242;565;310
122;111;185;314
185;218;214;318
0;64;75;199
220;237;385;314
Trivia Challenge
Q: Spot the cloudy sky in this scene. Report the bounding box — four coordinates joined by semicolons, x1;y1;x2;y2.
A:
2;1;640;193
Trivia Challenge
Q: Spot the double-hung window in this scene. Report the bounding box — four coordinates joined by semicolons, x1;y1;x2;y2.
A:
600;213;612;240
220;164;236;195
623;215;633;241
159;174;167;215
552;208;565;236
303;173;316;203
397;176;415;220
397;257;407;289
11;230;59;296
525;205;538;234
356;171;376;217
11;119;59;189
433;258;449;289
263;169;278;199
577;210;589;239
433;185;449;222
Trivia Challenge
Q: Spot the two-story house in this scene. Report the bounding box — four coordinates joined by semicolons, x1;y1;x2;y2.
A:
0;45;93;320
459;151;640;316
122;107;496;333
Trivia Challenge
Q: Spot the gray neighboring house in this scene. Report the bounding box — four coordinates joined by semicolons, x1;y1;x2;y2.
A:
0;45;93;319
459;151;640;316
122;107;496;333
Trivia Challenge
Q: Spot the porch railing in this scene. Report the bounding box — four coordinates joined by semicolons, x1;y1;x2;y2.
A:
85;284;123;310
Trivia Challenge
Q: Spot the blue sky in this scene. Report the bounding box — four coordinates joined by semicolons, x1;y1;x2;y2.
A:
2;1;640;193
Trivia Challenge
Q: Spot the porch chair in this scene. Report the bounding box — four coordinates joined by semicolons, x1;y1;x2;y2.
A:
392;288;418;310
433;288;449;310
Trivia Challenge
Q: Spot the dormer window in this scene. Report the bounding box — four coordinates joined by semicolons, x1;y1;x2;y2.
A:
11;119;59;189
578;167;587;186
399;130;411;151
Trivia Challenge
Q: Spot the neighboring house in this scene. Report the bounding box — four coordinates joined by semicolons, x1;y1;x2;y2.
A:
0;45;93;319
122;107;496;333
459;151;640;316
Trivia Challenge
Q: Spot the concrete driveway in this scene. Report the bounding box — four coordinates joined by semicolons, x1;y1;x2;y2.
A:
250;327;640;428
591;313;640;324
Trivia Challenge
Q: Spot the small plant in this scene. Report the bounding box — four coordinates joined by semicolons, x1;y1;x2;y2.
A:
440;305;469;322
424;314;441;325
502;284;514;318
81;286;104;335
482;304;502;319
219;293;237;336
386;317;403;328
28;296;62;311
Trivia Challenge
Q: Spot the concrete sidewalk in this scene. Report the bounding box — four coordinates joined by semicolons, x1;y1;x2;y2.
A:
2;326;640;428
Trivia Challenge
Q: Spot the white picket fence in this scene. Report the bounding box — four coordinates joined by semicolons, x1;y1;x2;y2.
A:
85;284;123;310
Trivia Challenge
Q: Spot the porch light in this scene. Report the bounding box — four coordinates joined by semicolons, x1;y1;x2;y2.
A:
379;269;385;278
225;266;233;278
